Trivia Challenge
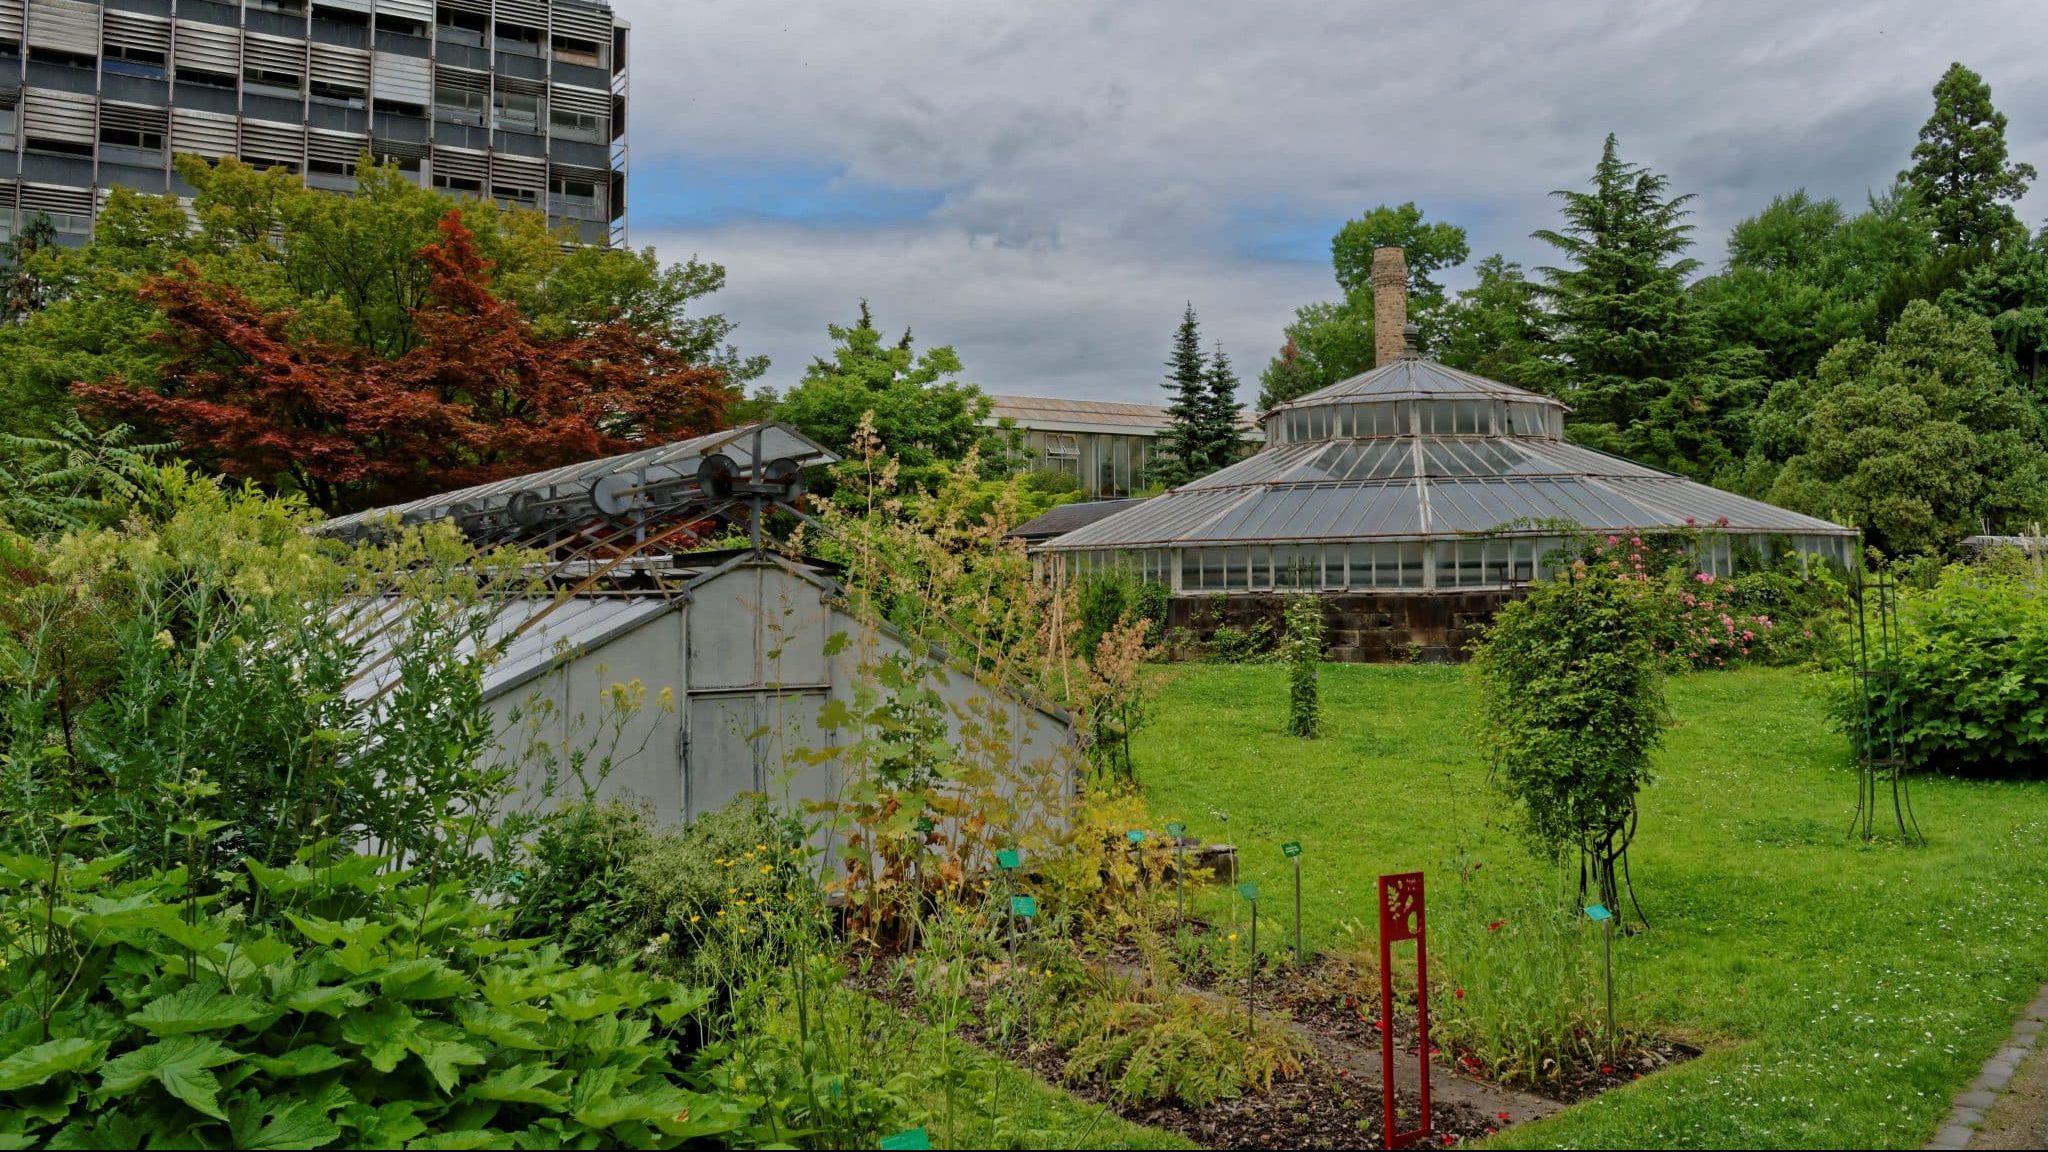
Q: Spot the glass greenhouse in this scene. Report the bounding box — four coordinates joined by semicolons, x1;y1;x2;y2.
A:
1039;358;1858;595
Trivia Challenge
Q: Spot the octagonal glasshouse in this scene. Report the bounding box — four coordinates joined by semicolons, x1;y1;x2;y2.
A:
1038;354;1858;661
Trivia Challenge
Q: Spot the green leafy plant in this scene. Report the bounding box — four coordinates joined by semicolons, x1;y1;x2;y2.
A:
1057;982;1310;1108
1471;546;1668;915
1282;595;1325;738
1207;622;1273;664
0;846;742;1150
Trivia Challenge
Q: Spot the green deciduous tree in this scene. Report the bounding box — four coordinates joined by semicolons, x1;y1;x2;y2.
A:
1770;300;2048;555
1902;62;2037;250
1435;255;1551;387
1331;201;1472;306
773;301;1008;482
1255;290;1376;410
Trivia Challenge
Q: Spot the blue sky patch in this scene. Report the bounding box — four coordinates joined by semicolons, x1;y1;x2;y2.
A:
631;158;949;230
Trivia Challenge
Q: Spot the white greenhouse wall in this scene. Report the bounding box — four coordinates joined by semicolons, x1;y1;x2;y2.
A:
483;557;1078;829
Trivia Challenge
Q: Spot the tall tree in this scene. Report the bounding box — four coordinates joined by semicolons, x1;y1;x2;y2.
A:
1256;290;1376;409
1150;305;1210;488
1533;134;1709;430
1902;63;2037;250
772;301;1007;482
76;214;734;512
1435;255;1551;387
1330;202;1471;306
1260;204;1470;410
1199;342;1245;473
1770;300;2048;555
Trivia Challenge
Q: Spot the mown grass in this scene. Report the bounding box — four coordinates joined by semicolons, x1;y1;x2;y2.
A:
1134;663;2048;1149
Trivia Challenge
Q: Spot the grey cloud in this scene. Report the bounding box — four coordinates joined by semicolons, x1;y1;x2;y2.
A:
612;0;2048;402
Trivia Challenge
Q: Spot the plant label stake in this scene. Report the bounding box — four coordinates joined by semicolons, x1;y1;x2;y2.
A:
1378;872;1431;1151
1167;823;1187;926
1588;903;1616;1062
1282;842;1304;966
880;1129;931;1150
1240;881;1261;1035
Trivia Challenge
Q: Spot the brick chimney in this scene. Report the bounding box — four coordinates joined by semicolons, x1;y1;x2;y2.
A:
1372;246;1408;368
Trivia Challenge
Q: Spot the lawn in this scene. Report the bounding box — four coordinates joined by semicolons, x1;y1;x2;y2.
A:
1133;663;2048;1149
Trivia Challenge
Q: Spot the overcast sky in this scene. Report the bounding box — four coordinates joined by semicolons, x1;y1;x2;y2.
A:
612;0;2047;405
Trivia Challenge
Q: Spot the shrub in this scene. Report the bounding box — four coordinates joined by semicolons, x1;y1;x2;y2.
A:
0;846;742;1149
1282;595;1324;738
1207;621;1273;664
1471;551;1667;913
1846;562;2048;776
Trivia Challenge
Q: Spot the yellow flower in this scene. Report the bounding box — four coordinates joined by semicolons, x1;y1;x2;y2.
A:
690;914;701;924
1227;933;1238;942
759;864;772;874
756;843;768;852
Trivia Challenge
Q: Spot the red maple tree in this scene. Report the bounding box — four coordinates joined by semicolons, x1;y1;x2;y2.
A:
78;213;734;512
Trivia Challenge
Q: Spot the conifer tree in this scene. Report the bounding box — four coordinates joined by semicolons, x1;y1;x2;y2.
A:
1903;63;2037;250
1199;342;1245;473
1533;134;1708;429
1150;304;1209;487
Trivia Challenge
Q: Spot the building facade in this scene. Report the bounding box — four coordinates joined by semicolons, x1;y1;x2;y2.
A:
987;394;1259;500
0;0;627;246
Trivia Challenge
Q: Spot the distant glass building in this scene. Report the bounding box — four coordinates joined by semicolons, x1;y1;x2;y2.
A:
1035;247;1858;661
0;0;627;246
987;394;1260;500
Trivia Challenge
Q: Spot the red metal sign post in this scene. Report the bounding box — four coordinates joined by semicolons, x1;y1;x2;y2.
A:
1378;871;1430;1150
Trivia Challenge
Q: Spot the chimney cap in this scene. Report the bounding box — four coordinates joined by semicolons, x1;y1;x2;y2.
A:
1402;322;1422;360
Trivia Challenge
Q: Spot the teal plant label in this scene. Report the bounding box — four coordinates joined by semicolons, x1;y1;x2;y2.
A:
1166;822;1186;837
1282;841;1303;859
914;816;935;834
1585;904;1613;922
1010;895;1038;918
1126;829;1147;844
1239;882;1261;903
880;1130;932;1151
996;849;1021;871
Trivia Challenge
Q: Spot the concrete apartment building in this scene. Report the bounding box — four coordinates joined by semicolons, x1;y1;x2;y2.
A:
0;0;627;246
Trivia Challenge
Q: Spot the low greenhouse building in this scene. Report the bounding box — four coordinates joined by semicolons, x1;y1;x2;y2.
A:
1036;249;1858;661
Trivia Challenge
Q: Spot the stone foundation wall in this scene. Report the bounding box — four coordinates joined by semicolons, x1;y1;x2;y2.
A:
1166;590;1526;663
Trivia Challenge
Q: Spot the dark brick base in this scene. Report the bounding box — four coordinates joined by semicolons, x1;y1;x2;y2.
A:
1167;591;1526;663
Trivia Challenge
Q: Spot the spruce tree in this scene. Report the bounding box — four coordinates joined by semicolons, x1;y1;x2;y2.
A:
1903;63;2037;250
1533;134;1708;429
1150;304;1208;488
1199;342;1245;473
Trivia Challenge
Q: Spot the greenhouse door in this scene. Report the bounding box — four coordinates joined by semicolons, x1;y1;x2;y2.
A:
684;692;833;821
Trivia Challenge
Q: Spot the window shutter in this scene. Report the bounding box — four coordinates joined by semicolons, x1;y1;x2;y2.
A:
309;44;371;92
243;34;307;81
18;181;93;216
240;119;306;168
99;101;169;136
173;21;240;76
20;87;93;145
309;129;369;167
374;0;433;21
549;83;609;120
494;0;548;29
170;108;239;159
371;51;431;106
24;0;96;57
0;1;23;45
103;12;172;57
550;3;610;44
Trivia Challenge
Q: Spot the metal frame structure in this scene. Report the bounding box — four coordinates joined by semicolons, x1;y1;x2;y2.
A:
1849;564;1923;845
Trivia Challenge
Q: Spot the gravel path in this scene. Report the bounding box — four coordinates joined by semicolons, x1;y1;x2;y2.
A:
1927;986;2048;1150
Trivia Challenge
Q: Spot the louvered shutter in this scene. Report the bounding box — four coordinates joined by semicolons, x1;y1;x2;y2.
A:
170;108;239;159
309;44;371;95
429;144;486;184
18;181;92;216
243;34;306;83
24;0;96;57
99;101;168;136
20;88;93;146
103;12;171;57
494;0;547;29
550;3;610;44
173;21;240;77
0;1;23;45
374;0;432;21
371;52;431;106
240;119;306;169
308;129;368;167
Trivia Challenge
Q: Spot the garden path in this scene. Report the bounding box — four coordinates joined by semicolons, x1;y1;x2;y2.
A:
1928;983;2048;1150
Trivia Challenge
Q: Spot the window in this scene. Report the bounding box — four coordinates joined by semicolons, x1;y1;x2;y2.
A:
0;107;15;151
492;90;539;132
549;106;605;141
436;7;488;46
99;125;166;151
105;45;168;80
495;21;542;55
552;35;602;67
177;66;238;90
433;172;483;193
245;66;304;98
1043;433;1080;480
435;83;486;124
